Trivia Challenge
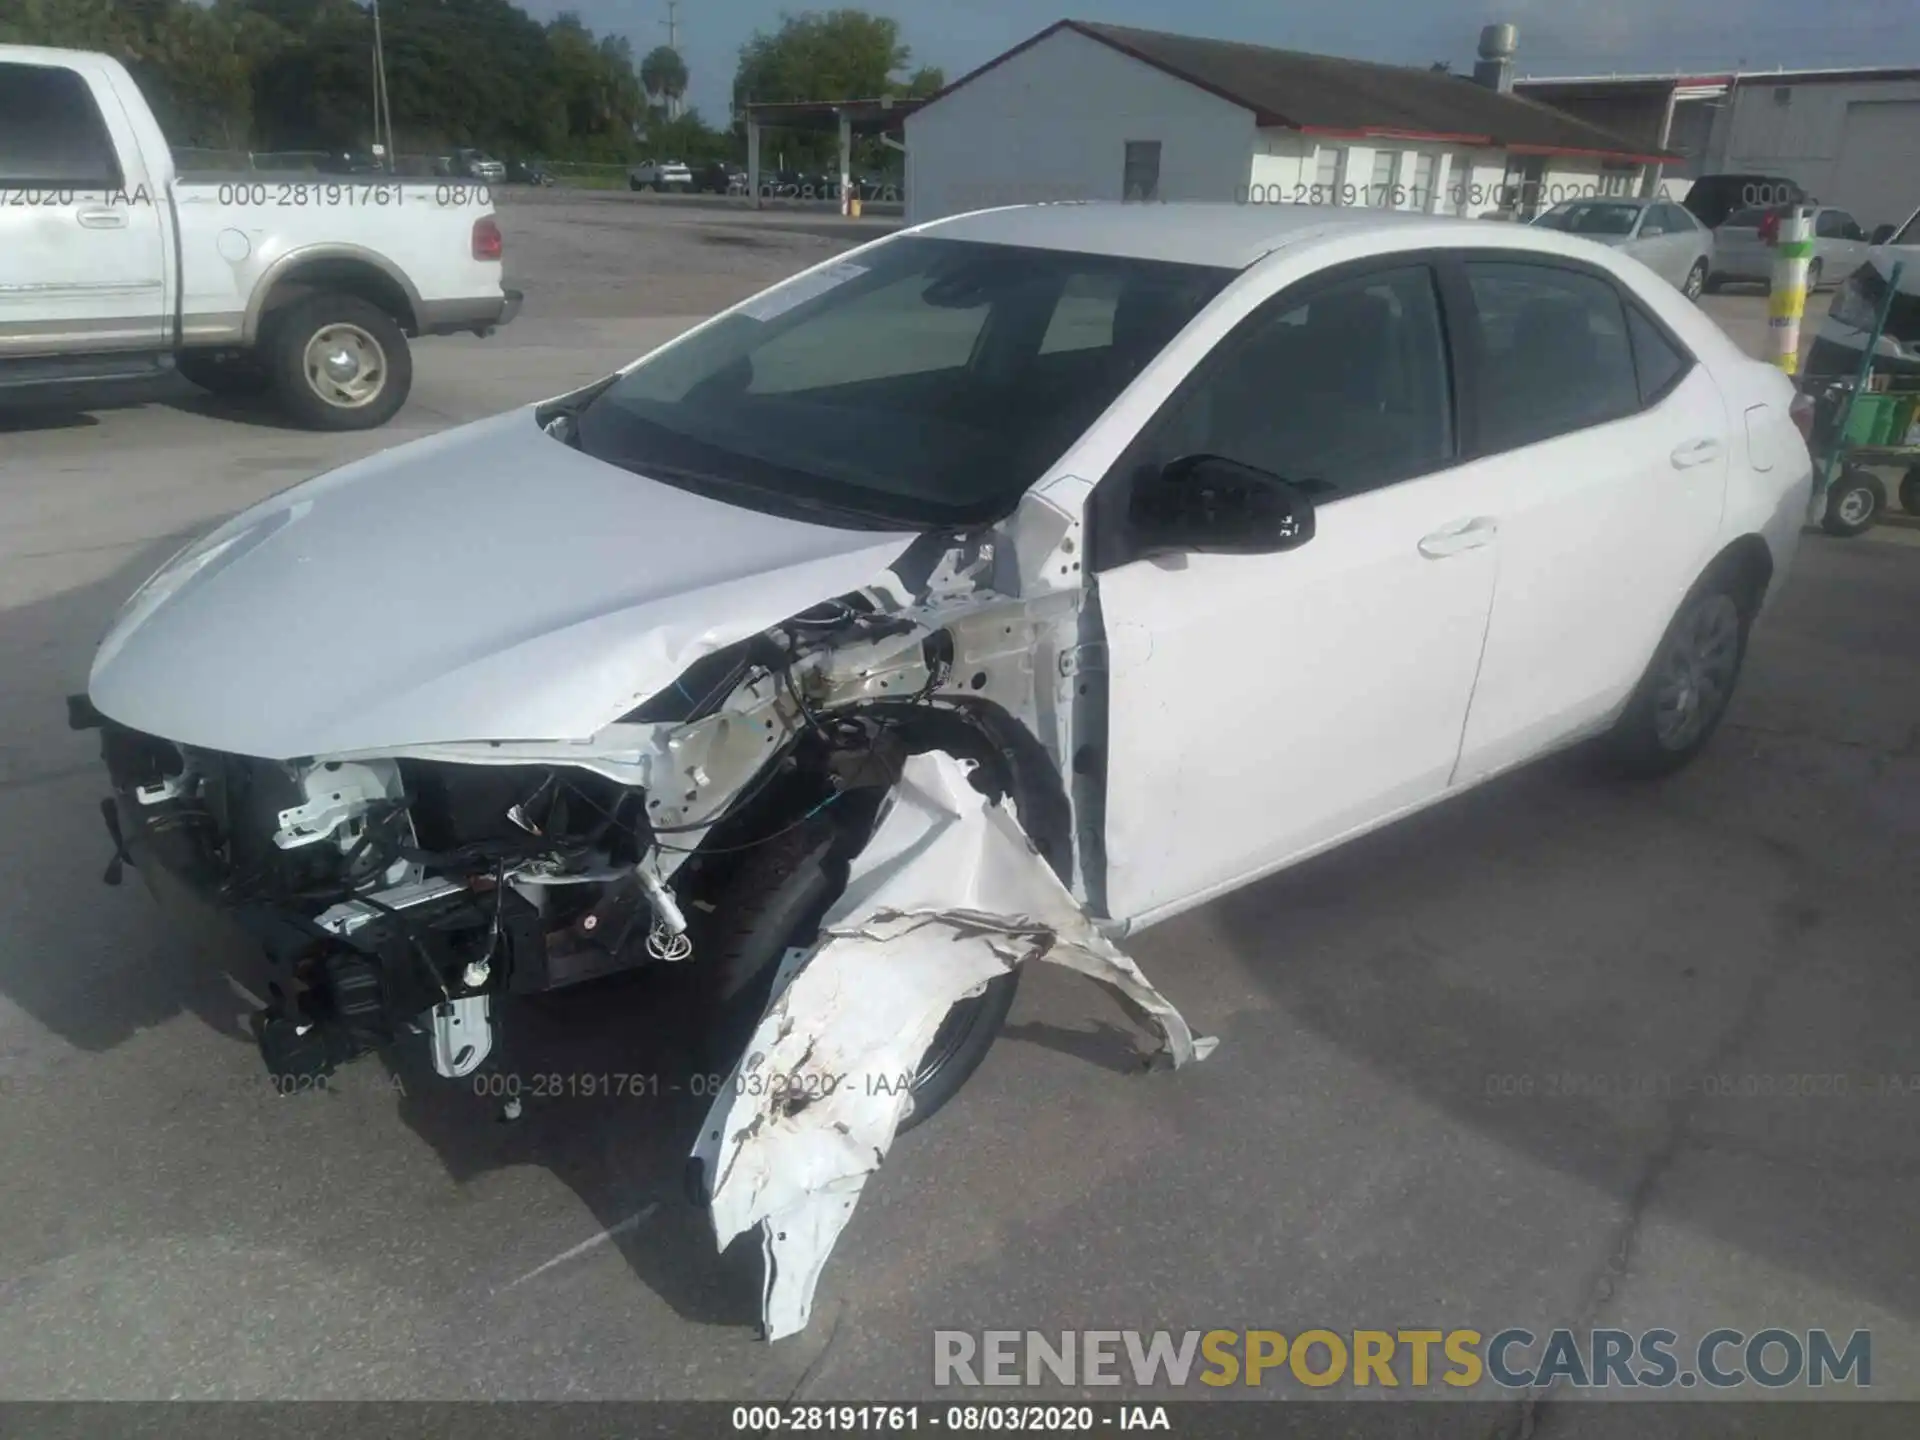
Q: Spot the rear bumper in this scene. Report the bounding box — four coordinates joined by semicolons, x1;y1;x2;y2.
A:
418;288;523;338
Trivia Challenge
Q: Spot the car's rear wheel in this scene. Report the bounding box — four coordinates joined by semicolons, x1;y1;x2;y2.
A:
1821;466;1884;537
1608;580;1752;778
1682;259;1708;301
268;293;412;431
699;816;1017;1131
1898;467;1920;516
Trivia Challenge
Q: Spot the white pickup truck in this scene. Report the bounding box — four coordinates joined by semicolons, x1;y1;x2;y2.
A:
0;45;521;429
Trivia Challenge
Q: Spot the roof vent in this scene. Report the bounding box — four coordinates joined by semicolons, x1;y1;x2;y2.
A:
1474;23;1518;92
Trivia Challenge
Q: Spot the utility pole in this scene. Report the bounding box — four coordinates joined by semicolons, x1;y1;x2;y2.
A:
660;0;682;119
371;0;396;171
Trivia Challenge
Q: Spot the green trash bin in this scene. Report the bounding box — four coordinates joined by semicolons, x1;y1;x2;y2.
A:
1842;392;1907;447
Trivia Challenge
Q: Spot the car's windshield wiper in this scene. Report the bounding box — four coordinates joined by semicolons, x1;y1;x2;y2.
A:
600;456;909;531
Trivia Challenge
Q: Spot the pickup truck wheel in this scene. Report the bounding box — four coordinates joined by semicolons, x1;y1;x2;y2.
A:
174;350;273;399
699;816;1017;1132
269;293;412;431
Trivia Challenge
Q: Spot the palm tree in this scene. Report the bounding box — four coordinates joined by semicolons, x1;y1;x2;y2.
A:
640;45;687;119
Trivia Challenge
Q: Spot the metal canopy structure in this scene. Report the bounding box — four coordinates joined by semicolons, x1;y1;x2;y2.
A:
739;98;926;212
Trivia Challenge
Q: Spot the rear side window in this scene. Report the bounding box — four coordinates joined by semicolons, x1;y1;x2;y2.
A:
0;63;121;188
1466;262;1642;452
1722;207;1766;228
1625;307;1690;405
1656;204;1696;233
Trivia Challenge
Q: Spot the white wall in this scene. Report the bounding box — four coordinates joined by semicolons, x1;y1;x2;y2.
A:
905;28;1257;223
1705;76;1920;228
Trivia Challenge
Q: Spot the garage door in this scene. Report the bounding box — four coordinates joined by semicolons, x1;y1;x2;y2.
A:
1831;100;1920;233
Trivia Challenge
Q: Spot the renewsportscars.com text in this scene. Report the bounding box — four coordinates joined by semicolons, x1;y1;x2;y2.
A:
934;1328;1871;1390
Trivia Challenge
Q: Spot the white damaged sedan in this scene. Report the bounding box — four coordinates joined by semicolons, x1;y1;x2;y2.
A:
76;202;1812;1336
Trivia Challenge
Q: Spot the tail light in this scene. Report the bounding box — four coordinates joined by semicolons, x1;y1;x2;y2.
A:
1758;209;1781;245
471;215;503;261
1788;391;1815;444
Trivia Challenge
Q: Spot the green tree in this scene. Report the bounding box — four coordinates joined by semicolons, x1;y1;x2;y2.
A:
639;44;687;110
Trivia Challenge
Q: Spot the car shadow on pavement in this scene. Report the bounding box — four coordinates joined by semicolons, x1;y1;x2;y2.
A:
0;378;313;434
1192;559;1920;1332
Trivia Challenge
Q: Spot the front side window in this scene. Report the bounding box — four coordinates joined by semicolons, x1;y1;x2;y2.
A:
1467;262;1642;452
1115;264;1453;512
575;237;1231;529
0;63;120;188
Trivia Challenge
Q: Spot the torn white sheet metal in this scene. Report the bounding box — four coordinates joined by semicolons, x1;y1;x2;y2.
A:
692;750;1217;1341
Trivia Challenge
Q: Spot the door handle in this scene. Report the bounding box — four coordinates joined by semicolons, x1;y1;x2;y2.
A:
1417;517;1497;559
76;208;127;229
1671;437;1723;469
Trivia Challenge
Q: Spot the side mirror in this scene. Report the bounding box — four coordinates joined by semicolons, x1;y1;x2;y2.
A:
1870;224;1896;246
1130;454;1316;557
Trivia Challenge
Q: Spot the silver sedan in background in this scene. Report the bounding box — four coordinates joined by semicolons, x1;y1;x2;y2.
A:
1709;204;1873;293
1530;197;1716;300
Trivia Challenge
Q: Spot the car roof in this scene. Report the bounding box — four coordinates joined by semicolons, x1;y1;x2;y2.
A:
914;201;1533;269
907;200;1710;270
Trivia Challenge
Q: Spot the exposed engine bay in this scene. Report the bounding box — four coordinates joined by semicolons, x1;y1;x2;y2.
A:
76;514;1214;1336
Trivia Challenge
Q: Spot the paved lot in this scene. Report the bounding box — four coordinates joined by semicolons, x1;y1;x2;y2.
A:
1;198;1917;1424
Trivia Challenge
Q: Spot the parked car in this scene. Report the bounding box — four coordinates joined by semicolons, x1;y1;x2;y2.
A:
448;147;506;183
1708;204;1871;293
1531;197;1715;299
690;160;744;194
79;202;1808;1168
314;150;386;176
1682;173;1809;230
505;158;555;187
1806;203;1920;380
0;47;520;429
629;158;693;192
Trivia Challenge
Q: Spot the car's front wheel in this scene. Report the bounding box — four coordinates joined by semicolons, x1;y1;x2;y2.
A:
699;816;1017;1131
1682;259;1708;301
1900;467;1920;516
1608;581;1752;777
267;293;412;431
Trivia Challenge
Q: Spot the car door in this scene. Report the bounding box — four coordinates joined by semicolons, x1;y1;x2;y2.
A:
1452;257;1728;784
0;58;167;358
1624;204;1675;283
1090;260;1501;925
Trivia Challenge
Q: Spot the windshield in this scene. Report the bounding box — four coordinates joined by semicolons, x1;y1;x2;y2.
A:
573;236;1233;529
1722;207;1769;228
1533;202;1641;236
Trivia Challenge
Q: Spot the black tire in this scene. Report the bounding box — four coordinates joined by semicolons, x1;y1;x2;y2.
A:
1899;468;1920;516
267;292;411;431
1607;575;1753;779
1702;272;1723;294
1805;259;1824;292
1820;466;1884;537
174;349;274;399
1682;260;1708;302
628;179;642;191
699;816;1017;1132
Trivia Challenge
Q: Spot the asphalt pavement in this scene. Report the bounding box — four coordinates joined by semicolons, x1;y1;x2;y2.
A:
0;197;1917;1425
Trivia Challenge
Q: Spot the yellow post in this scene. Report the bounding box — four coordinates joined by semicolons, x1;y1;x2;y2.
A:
1769;205;1815;374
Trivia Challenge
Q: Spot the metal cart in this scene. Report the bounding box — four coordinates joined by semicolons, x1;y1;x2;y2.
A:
1807;259;1920;537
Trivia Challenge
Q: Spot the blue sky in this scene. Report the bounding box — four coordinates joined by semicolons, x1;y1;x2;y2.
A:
519;0;1918;122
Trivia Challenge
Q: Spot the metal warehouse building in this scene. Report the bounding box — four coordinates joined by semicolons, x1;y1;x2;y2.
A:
902;20;1672;225
1515;66;1920;231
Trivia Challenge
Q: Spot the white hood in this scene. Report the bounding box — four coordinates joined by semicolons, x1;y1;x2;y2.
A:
88;409;917;759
